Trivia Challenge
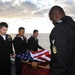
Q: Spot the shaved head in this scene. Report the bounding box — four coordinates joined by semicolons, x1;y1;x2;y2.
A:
49;6;65;19
49;6;66;24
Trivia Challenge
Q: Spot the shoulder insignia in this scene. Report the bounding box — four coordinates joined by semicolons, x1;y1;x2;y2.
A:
7;35;12;39
52;39;57;54
7;35;12;41
52;46;57;54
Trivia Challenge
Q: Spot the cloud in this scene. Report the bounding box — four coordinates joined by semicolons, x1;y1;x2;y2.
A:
53;0;75;17
0;0;52;18
21;1;38;10
0;0;75;18
0;0;75;33
0;0;75;19
0;0;39;18
32;8;49;17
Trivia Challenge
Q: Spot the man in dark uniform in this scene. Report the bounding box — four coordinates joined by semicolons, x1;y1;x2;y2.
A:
28;29;44;51
0;22;13;75
13;27;27;75
49;6;75;75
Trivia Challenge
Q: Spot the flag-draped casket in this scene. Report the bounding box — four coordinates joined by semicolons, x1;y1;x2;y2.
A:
17;49;50;75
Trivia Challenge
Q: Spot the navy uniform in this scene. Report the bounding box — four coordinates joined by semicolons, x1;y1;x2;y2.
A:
28;36;43;51
0;34;13;75
13;35;27;75
50;16;75;75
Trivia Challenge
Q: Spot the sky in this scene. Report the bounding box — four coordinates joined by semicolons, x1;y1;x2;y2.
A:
0;0;75;34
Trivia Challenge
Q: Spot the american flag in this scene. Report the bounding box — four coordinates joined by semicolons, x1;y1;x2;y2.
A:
16;49;51;62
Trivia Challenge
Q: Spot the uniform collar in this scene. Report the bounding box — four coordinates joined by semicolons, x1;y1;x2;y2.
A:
1;35;6;40
16;34;24;40
57;20;62;23
31;35;37;40
0;34;6;40
55;20;63;26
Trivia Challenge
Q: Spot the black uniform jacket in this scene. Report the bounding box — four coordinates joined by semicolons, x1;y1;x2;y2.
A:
0;34;13;74
13;35;27;54
28;36;43;51
50;16;75;75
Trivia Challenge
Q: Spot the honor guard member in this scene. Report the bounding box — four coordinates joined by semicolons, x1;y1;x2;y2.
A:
0;22;13;75
49;6;75;75
13;27;27;75
28;29;44;52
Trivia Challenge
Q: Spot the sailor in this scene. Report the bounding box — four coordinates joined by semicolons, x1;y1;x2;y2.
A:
49;6;75;75
28;29;44;51
0;22;13;75
13;27;27;75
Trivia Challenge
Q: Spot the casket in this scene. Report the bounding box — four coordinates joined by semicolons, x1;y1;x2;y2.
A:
22;64;50;75
22;62;50;75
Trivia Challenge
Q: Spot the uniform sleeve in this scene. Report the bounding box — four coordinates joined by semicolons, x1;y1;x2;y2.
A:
50;28;69;75
37;39;44;49
7;35;13;54
13;38;21;53
27;38;33;50
25;38;28;50
10;38;14;54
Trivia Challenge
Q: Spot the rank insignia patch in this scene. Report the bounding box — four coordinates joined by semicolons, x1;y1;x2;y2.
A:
52;39;57;54
52;46;57;54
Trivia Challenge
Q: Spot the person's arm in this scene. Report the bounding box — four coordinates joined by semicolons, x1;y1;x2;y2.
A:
38;45;44;49
37;39;44;49
50;28;69;75
13;38;21;54
8;36;14;54
27;38;34;51
23;36;28;51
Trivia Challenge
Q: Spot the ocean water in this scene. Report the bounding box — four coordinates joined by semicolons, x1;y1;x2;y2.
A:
10;33;51;52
